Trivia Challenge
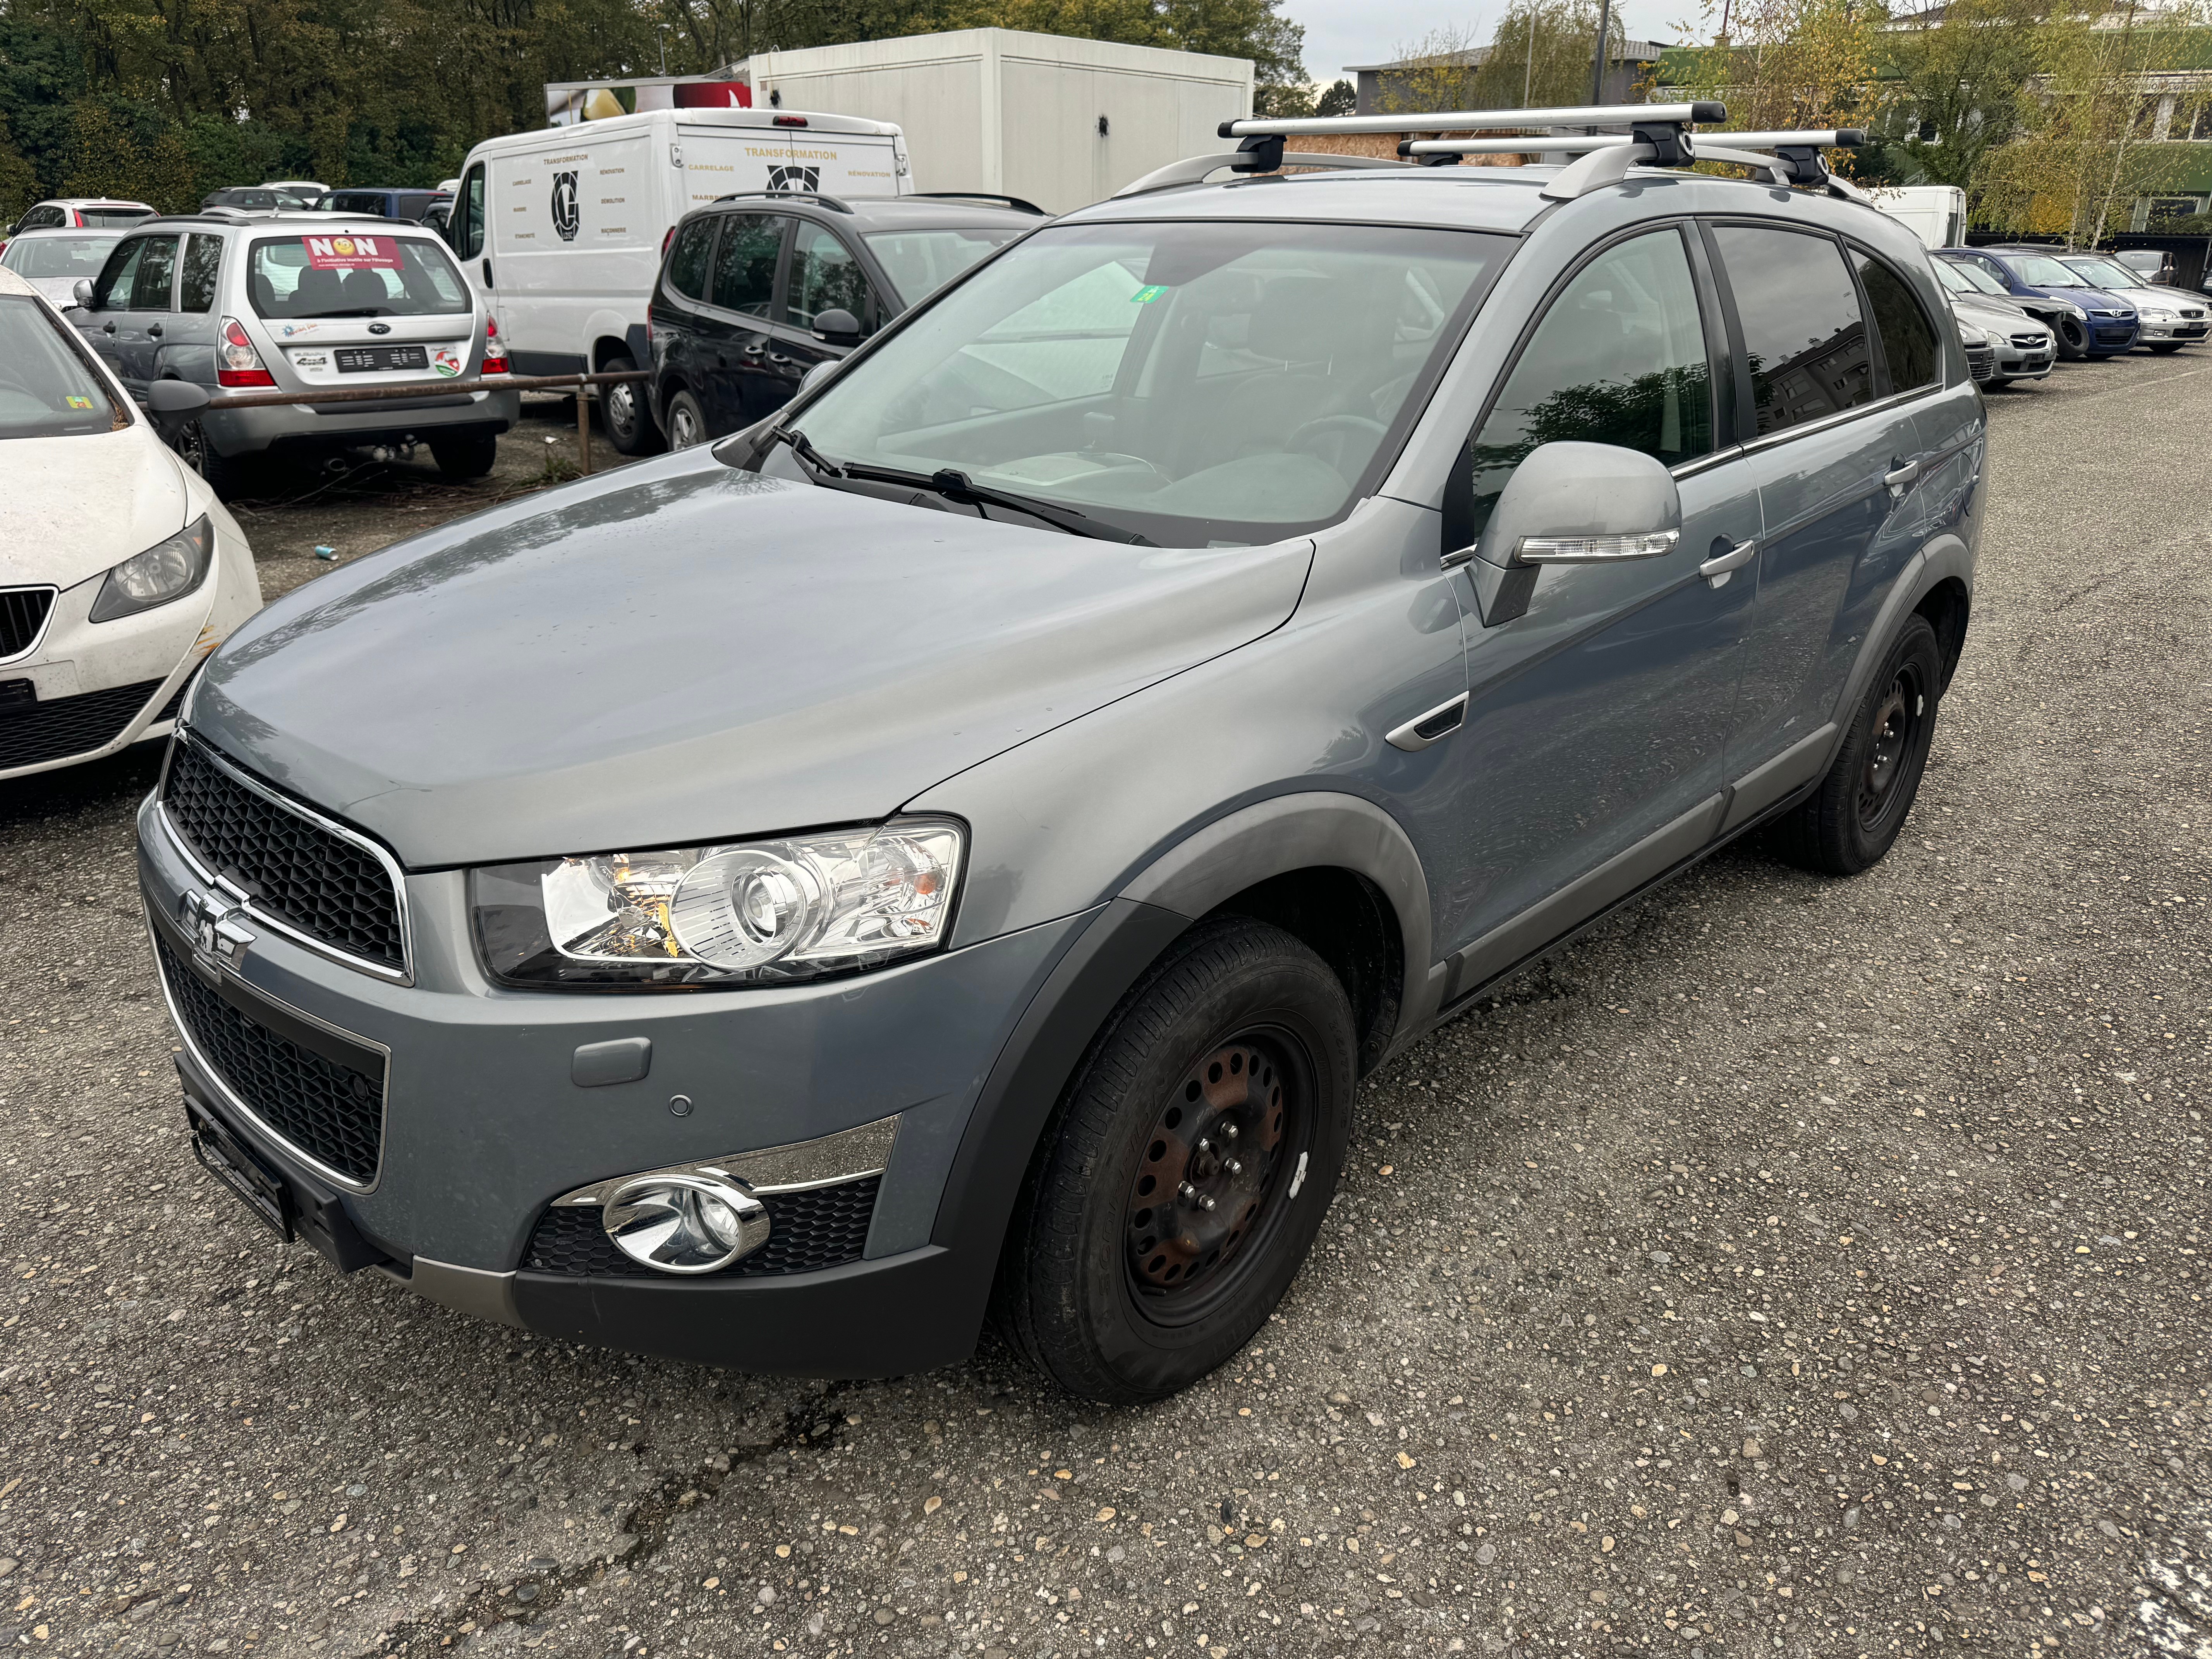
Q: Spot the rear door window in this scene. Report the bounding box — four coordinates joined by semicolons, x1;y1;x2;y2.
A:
179;233;223;313
1851;249;1939;393
1710;225;1874;436
131;235;180;311
1465;226;1714;528
455;165;486;260
710;215;783;318
92;238;145;310
247;234;471;318
787;221;875;331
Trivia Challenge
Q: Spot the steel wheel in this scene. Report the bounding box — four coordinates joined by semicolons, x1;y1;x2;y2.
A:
1855;665;1924;833
669;398;701;449
1123;1030;1304;1322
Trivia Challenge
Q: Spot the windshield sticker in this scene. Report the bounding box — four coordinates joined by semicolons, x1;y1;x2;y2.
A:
65;395;94;409
1130;285;1168;304
304;235;400;270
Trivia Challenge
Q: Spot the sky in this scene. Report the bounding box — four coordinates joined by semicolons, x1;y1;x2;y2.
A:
1295;0;1670;91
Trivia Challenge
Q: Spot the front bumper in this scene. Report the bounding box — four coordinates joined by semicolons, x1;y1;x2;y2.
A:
0;519;258;782
204;387;520;457
136;781;1096;1374
1991;338;2053;380
2138;319;2208;343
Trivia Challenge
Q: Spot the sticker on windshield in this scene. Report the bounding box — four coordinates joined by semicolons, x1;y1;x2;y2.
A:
1130;285;1168;304
64;395;94;409
304;234;401;270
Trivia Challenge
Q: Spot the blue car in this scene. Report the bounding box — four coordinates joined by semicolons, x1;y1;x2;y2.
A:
1937;246;2136;359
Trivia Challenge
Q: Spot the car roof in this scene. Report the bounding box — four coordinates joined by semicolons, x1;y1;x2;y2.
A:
700;193;1039;232
137;212;449;234
1058;167;1558;234
38;197;154;210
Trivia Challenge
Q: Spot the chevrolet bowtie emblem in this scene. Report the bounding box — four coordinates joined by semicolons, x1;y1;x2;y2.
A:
180;890;254;985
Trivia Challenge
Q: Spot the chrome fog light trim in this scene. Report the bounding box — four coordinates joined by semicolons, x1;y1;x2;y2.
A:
603;1172;771;1274
551;1113;900;1210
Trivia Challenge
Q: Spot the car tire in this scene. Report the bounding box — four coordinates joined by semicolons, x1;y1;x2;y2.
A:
994;917;1357;1404
600;355;663;455
1769;614;1944;877
2054;317;2089;359
2150;342;2185;354
430;434;498;478
663;388;708;450
173;417;253;502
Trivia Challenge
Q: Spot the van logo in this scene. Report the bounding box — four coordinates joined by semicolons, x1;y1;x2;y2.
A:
551;172;581;241
768;165;820;193
368;322;391;335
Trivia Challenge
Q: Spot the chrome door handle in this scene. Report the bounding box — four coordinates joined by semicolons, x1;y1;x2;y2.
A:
1699;537;1756;588
1884;459;1921;495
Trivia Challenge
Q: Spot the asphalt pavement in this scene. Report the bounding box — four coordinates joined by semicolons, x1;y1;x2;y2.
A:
2;356;2207;1659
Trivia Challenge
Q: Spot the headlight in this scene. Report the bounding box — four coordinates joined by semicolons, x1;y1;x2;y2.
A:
88;514;213;622
472;819;964;989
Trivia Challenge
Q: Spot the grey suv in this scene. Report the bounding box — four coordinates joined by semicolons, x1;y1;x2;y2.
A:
137;124;1981;1402
73;213;517;496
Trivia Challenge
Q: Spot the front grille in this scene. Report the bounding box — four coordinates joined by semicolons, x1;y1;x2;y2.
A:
153;933;385;1185
0;678;163;771
2010;333;2046;349
2094;327;2133;345
522;1176;881;1278
2182;308;2205;319
163;739;405;972
0;587;54;658
1966;343;1996;381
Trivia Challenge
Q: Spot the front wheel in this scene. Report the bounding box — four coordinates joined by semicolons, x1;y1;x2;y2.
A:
174;417;254;501
2054;316;2089;360
600;354;663;456
994;917;1356;1403
1768;614;1944;876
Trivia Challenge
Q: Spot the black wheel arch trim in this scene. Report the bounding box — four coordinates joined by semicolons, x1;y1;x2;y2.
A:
1830;532;1975;733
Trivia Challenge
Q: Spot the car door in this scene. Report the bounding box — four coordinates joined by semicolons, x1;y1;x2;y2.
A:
1708;222;1932;822
84;235;146;375
1433;222;1762;994
772;217;883;402
699;212;788;428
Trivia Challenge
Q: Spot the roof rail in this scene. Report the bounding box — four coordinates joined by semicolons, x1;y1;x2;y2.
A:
1219;102;1726;139
910;191;1048;215
1113;149;1417;198
711;190;854;213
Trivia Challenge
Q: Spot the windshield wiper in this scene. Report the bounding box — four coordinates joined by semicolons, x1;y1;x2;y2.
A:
765;427;1152;545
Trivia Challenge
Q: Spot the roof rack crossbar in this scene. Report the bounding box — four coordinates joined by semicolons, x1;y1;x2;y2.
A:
1113;150;1417;198
1220;101;1725;140
711;190;854;213
1401;127;1866;158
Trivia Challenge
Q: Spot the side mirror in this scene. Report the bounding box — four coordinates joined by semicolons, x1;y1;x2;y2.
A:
73;278;96;309
144;379;211;435
1448;441;1683;627
811;307;862;346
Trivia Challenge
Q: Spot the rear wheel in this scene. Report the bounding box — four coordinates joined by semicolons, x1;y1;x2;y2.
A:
994;918;1356;1403
663;388;708;450
430;433;498;478
173;418;253;501
600;354;663;455
1768;614;1944;876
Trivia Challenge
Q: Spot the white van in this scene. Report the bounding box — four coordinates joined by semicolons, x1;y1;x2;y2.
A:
443;108;909;449
1866;185;1966;251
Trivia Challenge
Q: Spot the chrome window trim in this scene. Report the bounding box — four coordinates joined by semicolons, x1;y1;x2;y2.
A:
145;900;390;1194
0;584;60;666
550;1114;901;1208
1738;381;1942;461
160;731;414;985
1670;443;1745;481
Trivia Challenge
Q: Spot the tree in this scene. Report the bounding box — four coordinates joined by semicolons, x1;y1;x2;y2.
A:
1668;0;1887;171
1881;0;2042;201
1316;76;1354;115
1469;0;1605;109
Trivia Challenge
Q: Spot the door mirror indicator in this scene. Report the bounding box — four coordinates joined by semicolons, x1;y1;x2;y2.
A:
1454;441;1685;627
811;307;862;345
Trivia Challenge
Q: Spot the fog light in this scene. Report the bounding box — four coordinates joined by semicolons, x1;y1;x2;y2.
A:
602;1172;769;1274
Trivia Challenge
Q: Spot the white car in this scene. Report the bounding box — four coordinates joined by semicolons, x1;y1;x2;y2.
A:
0;268;262;781
6;197;156;236
0;226;125;307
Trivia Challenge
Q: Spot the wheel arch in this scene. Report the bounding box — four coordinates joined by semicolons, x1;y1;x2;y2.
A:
1829;533;1976;731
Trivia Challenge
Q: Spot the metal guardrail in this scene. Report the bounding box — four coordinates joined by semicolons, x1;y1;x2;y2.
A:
201;368;650;476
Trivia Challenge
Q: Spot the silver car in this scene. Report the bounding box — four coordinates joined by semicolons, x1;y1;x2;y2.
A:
1932;258;2054;385
0;226;125;309
2057;252;2208;351
70;212;518;498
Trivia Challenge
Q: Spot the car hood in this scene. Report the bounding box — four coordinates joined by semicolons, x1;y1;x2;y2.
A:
0;424;188;589
1951;293;2035;329
189;448;1315;868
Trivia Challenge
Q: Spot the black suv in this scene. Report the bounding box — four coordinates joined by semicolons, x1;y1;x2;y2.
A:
644;192;1040;448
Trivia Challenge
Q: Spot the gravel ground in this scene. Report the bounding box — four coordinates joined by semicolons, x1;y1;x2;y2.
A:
2;356;2208;1659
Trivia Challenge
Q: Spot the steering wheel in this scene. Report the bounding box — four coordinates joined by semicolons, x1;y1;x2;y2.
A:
1286;414;1387;475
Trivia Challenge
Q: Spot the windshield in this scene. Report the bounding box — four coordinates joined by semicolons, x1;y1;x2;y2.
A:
0;296;127;438
248;232;470;318
862;227;1021;302
1;233;121;279
790;220;1502;546
2064;257;2142;289
1936;259;2006;297
2008;254;2088;287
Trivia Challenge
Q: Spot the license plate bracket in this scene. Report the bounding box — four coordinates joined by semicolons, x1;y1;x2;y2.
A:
334;345;429;374
187;1096;296;1242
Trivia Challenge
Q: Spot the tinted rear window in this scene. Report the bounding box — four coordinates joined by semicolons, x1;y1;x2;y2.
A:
1712;225;1874;436
78;207;153;228
247;234;470;318
326;192;393;216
